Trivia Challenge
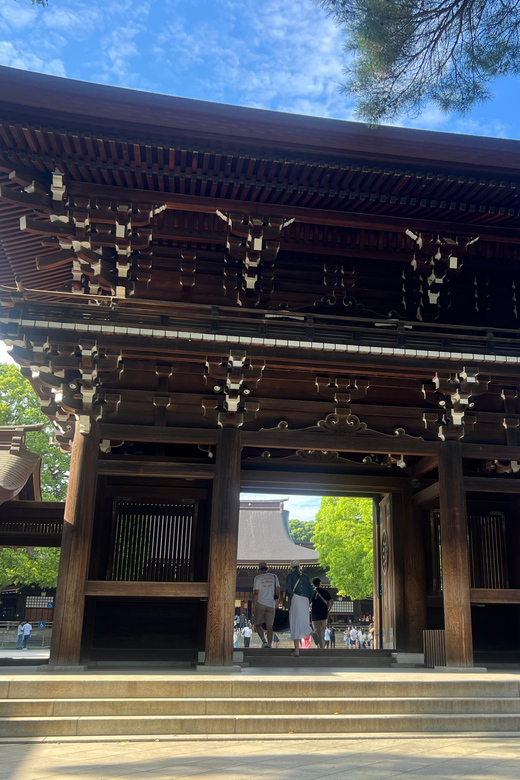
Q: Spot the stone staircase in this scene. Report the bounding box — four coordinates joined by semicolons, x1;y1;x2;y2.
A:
1;675;520;738
242;648;394;668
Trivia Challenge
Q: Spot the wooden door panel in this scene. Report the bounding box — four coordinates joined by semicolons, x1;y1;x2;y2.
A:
379;494;396;649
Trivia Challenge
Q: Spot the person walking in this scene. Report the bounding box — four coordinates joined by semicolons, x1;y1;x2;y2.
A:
286;560;313;657
241;624;252;648
324;627;331;649
310;577;333;649
16;621;24;649
252;561;280;649
349;625;358;649
22;621;32;649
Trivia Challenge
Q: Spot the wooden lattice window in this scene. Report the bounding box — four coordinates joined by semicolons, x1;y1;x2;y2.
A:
107;499;200;582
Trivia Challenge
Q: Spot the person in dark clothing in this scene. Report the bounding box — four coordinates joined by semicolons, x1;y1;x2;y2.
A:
310;577;333;649
329;625;336;648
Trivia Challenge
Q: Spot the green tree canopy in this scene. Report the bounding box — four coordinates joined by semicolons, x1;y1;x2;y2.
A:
0;363;70;501
0;547;59;592
289;518;315;544
318;0;520;122
313;496;373;599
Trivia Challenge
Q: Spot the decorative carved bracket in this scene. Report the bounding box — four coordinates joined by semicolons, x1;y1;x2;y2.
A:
405;230;479;318
422;368;489;440
204;349;263;426
261;416;421;442
319;262;356;308
482;388;520;472
14;331;122;427
216;211;294;306
0;165;165;298
315;375;370;431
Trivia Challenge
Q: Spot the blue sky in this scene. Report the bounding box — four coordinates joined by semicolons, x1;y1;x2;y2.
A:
241;493;321;522
0;0;519;138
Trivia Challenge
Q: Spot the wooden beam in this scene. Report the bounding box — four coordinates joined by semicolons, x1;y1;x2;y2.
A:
462;443;520;461
98;424;218;445
84;581;209;598
240;430;439;456
470;588;520;604
205;426;241;667
412;482;440;505
95;425;520;463
464;477;520;494
69;181;520;245
438;440;473;667
97;460;215;479
0;501;64;521
241;470;409;494
0;533;61;547
409;456;438;479
50;420;99;667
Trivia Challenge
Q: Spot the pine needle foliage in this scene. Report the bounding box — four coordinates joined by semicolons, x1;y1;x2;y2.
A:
318;0;520;122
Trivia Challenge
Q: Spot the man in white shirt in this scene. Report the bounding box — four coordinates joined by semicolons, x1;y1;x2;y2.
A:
241;624;253;647
252;562;280;648
349;626;358;649
22;621;32;649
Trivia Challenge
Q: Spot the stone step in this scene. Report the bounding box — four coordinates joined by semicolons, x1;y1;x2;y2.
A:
2;712;520;737
242;655;393;668
2;696;520;717
4;678;519;700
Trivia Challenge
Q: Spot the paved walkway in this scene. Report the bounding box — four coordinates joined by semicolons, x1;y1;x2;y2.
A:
0;649;49;662
1;735;520;779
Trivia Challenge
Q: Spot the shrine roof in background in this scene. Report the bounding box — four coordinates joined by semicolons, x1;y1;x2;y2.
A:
237;498;318;566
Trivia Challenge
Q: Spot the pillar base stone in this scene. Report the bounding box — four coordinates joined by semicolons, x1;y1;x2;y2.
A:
196;664;242;674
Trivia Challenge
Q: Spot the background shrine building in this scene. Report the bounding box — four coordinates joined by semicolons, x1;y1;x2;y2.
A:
3;66;520;668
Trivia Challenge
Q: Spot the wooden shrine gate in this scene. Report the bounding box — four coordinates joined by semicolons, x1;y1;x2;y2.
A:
4;68;520;668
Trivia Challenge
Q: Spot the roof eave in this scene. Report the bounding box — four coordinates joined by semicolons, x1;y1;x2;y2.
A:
1;67;520;172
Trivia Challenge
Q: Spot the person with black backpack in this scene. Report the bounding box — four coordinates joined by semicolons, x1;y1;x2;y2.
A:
310;577;333;649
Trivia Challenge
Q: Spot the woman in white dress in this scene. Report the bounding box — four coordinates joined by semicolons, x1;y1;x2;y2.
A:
285;560;314;657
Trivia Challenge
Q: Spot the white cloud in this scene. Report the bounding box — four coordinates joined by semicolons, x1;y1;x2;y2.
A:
153;0;354;119
98;25;142;84
0;1;39;30
0;41;65;76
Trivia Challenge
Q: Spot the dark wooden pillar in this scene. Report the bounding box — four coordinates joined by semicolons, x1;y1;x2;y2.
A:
390;491;408;651
438;439;473;666
50;419;99;666
372;498;381;649
403;490;428;653
205;426;241;666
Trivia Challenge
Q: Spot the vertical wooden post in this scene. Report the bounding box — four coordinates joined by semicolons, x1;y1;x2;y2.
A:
50;419;99;666
372;498;381;649
438;439;473;667
391;491;407;651
204;426;241;667
403;490;428;653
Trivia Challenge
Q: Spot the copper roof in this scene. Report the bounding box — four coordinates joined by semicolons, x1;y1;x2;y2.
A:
237;499;318;566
